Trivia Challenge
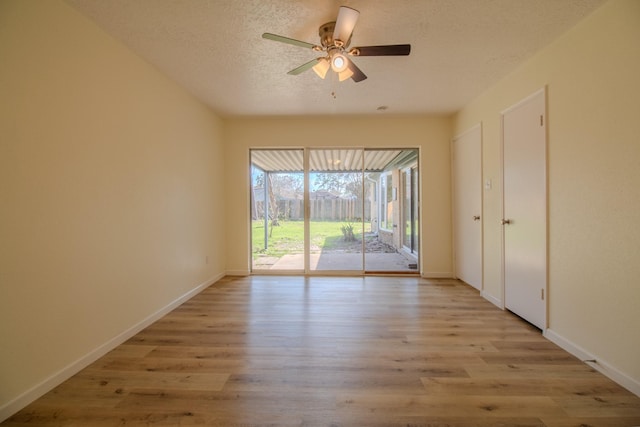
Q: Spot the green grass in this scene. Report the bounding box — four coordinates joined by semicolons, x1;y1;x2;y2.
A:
252;220;370;258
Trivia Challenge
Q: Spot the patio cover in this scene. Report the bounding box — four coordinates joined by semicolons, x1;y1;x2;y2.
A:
251;149;417;173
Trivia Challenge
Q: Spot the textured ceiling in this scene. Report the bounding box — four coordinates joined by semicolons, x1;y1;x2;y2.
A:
65;0;605;117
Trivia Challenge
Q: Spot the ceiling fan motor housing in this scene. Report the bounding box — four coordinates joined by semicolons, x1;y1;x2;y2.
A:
319;22;352;49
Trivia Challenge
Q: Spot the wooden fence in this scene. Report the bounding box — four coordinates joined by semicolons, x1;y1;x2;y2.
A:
253;199;370;221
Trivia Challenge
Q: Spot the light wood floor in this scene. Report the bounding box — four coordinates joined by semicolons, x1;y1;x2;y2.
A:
4;276;640;426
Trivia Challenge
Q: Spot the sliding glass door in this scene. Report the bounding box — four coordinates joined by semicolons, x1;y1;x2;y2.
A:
250;149;304;271
309;149;364;272
250;148;419;274
363;149;419;272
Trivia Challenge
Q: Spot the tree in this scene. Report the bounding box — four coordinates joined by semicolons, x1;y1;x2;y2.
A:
343;173;364;199
265;173;303;233
267;173;280;233
313;172;363;198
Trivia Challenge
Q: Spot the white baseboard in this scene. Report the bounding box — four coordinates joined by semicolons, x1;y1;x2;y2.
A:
0;272;224;423
481;291;503;309
544;328;640;397
421;272;454;279
225;270;250;276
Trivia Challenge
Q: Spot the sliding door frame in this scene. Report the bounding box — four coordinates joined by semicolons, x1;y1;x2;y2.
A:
249;146;421;276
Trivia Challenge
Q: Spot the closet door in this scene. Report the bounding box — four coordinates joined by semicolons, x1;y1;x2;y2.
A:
453;125;482;290
502;89;547;329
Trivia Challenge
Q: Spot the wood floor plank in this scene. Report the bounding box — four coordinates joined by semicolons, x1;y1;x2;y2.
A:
74;370;230;392
421;377;630;397
333;393;567;418
3;276;640;426
552;394;640;417
464;363;604;379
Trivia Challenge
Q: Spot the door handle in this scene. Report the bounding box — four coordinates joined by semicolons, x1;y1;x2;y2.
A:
473;215;481;221
501;219;512;225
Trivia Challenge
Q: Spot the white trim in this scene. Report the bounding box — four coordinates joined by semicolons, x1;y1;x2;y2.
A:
0;272;224;423
500;87;546;115
227;269;251;276
481;291;503;309
421;272;453;279
544;328;640;397
452;122;482;141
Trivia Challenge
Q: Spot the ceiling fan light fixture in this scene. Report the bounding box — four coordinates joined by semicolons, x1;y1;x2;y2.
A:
333;6;360;45
338;67;354;82
331;53;348;73
312;57;330;79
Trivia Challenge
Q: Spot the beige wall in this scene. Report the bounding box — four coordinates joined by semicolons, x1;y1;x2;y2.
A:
3;0;638;419
0;0;226;416
454;0;640;391
223;116;453;277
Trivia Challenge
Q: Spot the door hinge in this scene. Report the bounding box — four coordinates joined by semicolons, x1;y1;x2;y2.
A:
541;289;545;300
540;115;544;126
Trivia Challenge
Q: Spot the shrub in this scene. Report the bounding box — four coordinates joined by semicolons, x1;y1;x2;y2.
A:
341;223;356;242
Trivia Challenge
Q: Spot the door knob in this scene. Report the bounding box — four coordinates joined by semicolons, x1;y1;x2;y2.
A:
501;219;512;225
473;215;481;221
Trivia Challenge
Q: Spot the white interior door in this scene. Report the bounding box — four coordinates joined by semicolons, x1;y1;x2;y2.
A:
502;89;547;329
452;125;482;290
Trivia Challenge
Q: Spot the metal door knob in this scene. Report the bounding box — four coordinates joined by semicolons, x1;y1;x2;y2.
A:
473;215;481;221
501;219;512;225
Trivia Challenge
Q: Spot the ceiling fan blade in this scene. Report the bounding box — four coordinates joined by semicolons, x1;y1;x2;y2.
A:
262;33;318;50
333;6;359;44
351;44;411;56
347;58;367;83
287;58;320;75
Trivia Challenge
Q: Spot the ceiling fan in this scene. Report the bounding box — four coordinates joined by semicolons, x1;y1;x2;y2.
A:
262;6;411;83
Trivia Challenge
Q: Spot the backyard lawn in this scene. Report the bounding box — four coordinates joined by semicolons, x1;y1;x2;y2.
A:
252;220;371;259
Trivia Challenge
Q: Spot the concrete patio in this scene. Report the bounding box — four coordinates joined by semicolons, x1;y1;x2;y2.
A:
255;251;418;272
